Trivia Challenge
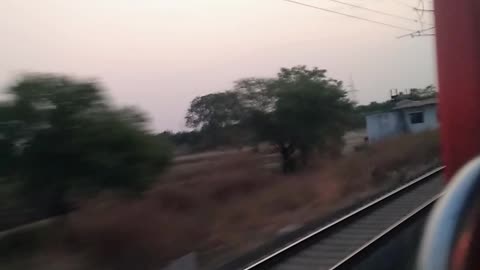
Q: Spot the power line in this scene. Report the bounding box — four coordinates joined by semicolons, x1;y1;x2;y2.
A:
397;26;435;38
414;8;434;12
415;0;425;29
347;74;358;102
282;0;416;32
391;0;417;9
392;0;435;29
319;0;420;23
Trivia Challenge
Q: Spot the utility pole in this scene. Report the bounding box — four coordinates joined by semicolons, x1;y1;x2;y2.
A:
346;74;358;103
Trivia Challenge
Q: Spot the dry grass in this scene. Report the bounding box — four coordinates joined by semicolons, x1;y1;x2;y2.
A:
1;131;441;270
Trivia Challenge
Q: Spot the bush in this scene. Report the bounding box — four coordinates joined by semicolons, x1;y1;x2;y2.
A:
0;74;172;214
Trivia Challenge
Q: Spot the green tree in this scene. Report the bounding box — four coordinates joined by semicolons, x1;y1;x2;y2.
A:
0;102;17;177
242;66;354;172
186;91;244;129
184;66;354;172
185;91;245;147
1;74;172;214
408;85;437;100
233;77;276;112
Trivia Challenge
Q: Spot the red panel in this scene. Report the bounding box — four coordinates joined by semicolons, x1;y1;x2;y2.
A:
434;0;480;180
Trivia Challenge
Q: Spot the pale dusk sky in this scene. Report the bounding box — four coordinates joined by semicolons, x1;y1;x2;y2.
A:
0;0;436;131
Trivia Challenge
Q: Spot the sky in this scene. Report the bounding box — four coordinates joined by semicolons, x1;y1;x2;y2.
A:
0;0;436;131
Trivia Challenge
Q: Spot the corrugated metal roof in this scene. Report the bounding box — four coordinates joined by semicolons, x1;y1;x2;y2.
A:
393;98;438;110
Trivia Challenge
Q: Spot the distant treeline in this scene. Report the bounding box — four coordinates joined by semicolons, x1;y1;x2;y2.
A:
163;80;437;156
0;67;436;216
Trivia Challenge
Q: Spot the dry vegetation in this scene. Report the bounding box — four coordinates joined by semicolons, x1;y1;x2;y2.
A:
0;131;440;270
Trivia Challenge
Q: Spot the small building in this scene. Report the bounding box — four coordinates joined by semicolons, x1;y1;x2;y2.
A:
366;98;438;142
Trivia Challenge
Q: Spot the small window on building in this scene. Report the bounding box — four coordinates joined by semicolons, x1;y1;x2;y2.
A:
409;112;424;124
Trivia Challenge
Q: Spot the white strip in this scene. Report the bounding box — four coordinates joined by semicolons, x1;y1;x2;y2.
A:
242;166;445;270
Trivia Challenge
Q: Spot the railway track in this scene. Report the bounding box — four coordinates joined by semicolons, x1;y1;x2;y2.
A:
241;167;445;270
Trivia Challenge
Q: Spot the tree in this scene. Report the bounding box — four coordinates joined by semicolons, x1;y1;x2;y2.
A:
0;102;17;177
183;66;354;172
185;91;245;147
408;85;437;100
242;66;355;172
160;130;202;149
233;77;276;112
186;91;244;129
1;74;172;214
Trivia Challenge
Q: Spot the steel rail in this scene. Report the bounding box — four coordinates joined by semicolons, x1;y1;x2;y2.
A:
243;166;444;270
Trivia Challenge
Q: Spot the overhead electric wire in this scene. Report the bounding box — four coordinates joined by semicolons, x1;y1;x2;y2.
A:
397;26;435;38
421;0;426;23
413;8;434;12
414;0;424;30
391;0;417;9
319;0;420;23
282;0;416;32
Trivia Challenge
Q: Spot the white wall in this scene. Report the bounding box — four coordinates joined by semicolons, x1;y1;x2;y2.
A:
366;104;439;143
366;111;404;142
402;105;438;133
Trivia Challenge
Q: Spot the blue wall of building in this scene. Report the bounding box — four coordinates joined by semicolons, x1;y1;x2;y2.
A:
366;111;404;142
366;105;438;142
402;105;438;133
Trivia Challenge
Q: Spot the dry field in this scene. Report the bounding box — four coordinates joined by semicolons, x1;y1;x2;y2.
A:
0;131;440;270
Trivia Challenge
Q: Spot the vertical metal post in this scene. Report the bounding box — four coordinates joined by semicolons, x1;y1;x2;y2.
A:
434;0;480;180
